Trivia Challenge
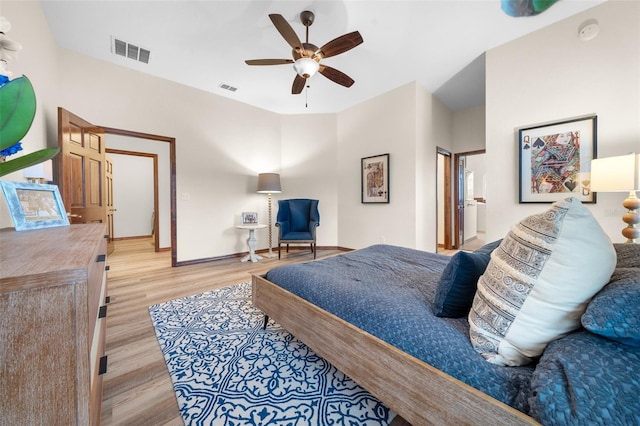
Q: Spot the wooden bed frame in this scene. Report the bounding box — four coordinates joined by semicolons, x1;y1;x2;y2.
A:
252;274;539;425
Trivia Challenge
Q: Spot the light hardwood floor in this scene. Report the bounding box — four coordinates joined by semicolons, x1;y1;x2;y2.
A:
101;239;345;425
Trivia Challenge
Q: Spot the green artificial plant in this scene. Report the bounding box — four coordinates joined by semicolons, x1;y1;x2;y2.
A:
0;75;59;177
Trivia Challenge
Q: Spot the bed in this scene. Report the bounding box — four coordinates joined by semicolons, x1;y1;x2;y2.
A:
252;244;537;425
252;236;640;425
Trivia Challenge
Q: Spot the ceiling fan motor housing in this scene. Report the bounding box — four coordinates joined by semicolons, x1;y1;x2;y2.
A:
300;11;315;27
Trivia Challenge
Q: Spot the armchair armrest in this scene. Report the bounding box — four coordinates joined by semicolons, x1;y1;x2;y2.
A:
276;220;290;235
309;220;319;237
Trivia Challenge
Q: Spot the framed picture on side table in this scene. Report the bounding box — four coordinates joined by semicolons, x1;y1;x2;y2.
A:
242;212;258;225
518;115;597;203
0;181;70;231
362;153;390;203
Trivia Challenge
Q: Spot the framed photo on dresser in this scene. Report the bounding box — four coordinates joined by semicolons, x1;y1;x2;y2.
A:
0;181;70;231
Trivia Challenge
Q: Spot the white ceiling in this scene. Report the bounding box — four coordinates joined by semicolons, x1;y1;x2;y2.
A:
38;0;606;115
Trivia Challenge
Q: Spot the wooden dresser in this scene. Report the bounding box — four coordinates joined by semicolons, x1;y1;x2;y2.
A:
0;223;109;425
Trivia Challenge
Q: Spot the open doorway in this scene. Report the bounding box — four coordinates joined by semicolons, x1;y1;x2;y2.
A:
106;148;160;251
454;150;486;251
101;126;177;266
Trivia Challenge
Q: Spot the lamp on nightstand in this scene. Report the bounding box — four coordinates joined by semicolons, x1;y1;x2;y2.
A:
590;153;640;243
257;173;282;257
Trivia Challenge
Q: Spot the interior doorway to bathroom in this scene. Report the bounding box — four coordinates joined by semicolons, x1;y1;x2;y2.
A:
454;150;486;251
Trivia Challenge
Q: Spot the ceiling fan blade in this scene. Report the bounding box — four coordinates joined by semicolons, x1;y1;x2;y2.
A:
245;59;294;66
269;14;304;52
292;74;306;94
318;65;355;88
316;31;363;59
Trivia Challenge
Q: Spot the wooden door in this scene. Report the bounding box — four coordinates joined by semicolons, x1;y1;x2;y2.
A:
57;108;106;224
105;155;115;254
455;155;465;248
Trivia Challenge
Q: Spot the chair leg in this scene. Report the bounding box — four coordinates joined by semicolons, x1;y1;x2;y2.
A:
262;315;269;329
313;243;316;259
278;243;281;259
286;244;289;253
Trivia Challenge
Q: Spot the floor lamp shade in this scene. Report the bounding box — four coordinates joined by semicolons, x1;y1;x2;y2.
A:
257;173;282;194
590;153;640;243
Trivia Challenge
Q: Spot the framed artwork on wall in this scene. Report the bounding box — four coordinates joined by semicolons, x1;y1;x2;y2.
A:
0;181;70;231
518;115;597;203
242;212;258;224
362;153;390;204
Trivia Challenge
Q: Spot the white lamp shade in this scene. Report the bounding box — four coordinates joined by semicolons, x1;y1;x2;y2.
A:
590;153;640;192
293;58;319;78
257;173;281;193
23;160;53;181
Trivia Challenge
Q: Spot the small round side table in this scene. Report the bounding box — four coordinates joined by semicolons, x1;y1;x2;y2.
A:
235;224;267;262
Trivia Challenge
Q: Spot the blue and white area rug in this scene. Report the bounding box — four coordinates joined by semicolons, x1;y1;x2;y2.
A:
149;282;394;425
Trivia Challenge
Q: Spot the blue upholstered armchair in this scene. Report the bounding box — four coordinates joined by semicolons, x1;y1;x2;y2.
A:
275;199;320;259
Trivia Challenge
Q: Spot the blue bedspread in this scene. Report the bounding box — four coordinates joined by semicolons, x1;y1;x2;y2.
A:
528;330;640;425
265;244;535;411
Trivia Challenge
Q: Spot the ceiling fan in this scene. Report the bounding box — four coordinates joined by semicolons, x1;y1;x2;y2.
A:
245;11;363;95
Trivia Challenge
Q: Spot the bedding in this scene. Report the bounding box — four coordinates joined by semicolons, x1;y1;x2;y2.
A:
265;244;535;411
262;241;640;425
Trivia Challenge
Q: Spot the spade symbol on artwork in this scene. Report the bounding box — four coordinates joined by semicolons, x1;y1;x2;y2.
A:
523;143;530;150
564;179;577;191
533;138;545;149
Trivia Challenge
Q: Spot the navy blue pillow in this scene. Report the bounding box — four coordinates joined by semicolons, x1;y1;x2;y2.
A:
473;238;502;255
433;240;502;318
581;268;640;347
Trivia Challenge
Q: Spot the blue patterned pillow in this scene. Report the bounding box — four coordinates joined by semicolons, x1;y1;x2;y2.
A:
433;240;501;318
581;268;640;347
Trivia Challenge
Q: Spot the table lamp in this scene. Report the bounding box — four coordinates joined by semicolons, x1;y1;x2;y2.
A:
257;173;282;257
590;153;640;243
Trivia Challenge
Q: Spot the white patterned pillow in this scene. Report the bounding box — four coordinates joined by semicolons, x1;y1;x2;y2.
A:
469;197;616;366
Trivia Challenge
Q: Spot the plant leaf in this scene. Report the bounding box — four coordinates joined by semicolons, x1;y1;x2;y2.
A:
0;147;59;177
0;76;37;151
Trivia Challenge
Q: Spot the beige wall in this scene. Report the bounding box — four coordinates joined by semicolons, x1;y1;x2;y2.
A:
279;113;339;249
453;105;486;153
486;0;640;243
336;82;453;251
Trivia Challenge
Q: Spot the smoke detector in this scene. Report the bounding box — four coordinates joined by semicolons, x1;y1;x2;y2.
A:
578;19;599;41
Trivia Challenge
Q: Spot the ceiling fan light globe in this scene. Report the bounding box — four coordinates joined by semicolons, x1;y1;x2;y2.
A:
293;58;319;78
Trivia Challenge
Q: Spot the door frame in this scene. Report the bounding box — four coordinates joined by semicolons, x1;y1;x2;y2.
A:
100;126;178;267
106;148;160;253
453;149;485;249
436;147;453;251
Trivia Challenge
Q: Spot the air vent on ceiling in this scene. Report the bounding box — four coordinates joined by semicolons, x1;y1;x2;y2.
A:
219;83;237;92
111;36;150;64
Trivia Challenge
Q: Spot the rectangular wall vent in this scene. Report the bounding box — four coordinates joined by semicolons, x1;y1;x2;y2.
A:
111;36;150;64
219;83;237;92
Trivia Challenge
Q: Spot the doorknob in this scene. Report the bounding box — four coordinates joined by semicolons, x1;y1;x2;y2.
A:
67;212;82;218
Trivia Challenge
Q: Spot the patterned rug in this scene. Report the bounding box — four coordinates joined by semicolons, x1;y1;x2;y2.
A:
149;282;394;425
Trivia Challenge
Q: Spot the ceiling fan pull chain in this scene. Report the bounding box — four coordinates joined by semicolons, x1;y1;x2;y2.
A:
305;84;309;108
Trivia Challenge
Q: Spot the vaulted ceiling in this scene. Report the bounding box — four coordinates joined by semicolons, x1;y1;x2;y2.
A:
38;0;606;114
